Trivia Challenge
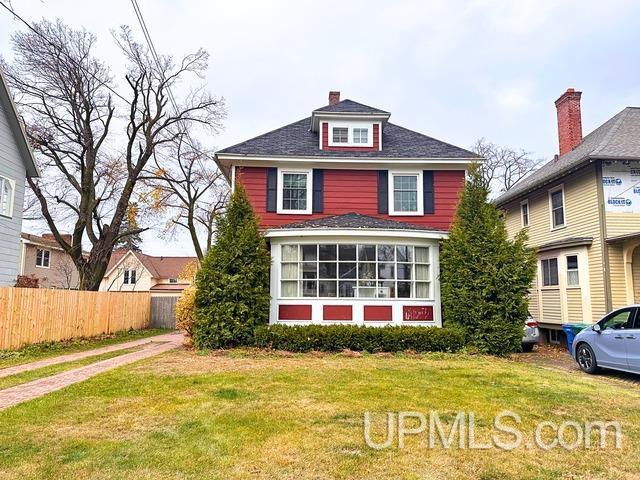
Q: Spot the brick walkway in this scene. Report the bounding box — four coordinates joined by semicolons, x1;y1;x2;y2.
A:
0;332;183;411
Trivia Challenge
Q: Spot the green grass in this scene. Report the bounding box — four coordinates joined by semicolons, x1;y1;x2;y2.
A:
0;347;142;390
0;349;638;479
0;328;171;369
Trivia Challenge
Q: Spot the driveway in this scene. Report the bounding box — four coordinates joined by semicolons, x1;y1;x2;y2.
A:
513;343;640;388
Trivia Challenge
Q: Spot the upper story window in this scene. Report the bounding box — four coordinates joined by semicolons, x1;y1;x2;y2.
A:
123;269;137;284
0;176;14;217
277;169;312;214
36;248;50;268
549;186;565;229
389;172;423;216
169;278;178;284
541;257;559;287
353;128;368;144
520;200;529;227
332;127;348;143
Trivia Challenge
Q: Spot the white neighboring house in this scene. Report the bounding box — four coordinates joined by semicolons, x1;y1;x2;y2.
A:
99;249;197;297
0;68;39;286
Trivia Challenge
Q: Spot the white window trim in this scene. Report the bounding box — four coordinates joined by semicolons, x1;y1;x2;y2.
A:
520;199;529;227
540;256;559;289
389;171;424;216
327;122;374;148
565;253;580;289
277;168;313;215
0;176;16;218
548;184;566;230
35;248;51;269
123;269;137;285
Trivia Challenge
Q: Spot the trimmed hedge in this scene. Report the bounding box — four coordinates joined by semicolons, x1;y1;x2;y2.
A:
253;324;465;353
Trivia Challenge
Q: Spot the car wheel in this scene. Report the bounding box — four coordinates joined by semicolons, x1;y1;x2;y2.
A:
521;343;534;353
576;343;599;374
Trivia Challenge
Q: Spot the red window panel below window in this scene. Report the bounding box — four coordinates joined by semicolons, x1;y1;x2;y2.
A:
403;305;434;321
364;305;393;322
278;304;312;321
323;305;352;321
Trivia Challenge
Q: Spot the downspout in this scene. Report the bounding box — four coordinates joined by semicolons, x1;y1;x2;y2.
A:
595;160;612;313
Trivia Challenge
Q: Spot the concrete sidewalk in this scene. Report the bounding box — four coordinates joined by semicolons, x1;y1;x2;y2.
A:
0;332;183;411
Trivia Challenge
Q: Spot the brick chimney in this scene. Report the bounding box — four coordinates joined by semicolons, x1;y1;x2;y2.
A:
328;91;340;106
555;88;583;156
42;232;72;244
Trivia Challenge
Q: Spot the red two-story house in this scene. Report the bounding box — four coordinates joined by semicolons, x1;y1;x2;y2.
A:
214;92;477;326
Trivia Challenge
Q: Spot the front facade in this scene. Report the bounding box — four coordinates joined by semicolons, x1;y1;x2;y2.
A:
497;89;640;339
215;92;477;326
0;68;39;286
99;249;197;297
19;233;82;289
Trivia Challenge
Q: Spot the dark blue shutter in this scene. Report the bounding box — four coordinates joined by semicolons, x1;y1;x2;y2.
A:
423;170;434;214
378;170;389;214
266;168;277;213
312;169;324;213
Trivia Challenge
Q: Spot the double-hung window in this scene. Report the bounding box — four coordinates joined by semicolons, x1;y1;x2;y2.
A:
36;248;50;268
541;258;559;287
549;186;565;229
332;127;348;143
353;128;368;144
566;255;579;286
0;176;14;217
123;269;136;285
280;243;432;299
521;200;529;227
278;170;312;214
390;172;423;215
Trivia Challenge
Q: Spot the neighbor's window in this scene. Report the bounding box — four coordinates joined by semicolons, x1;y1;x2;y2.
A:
0;176;13;217
521;200;529;227
280;243;432;299
541;258;559;287
169;278;178;284
566;255;579;286
35;248;50;268
282;172;308;211
332;127;348;143
550;187;565;228
353;128;368;144
392;174;420;213
123;269;137;284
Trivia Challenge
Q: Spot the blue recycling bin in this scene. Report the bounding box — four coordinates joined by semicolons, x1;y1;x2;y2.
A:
562;323;590;354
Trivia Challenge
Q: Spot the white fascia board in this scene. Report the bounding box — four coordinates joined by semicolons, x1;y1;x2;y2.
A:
265;228;449;241
216;154;476;166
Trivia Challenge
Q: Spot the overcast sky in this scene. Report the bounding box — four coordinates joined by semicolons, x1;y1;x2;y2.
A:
2;0;639;256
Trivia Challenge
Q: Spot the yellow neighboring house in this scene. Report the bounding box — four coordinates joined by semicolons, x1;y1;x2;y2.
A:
496;88;640;342
99;249;197;297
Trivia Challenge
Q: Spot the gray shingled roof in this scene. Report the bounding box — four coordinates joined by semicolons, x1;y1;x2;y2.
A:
271;213;445;231
313;99;390;114
216;117;477;159
496;107;640;206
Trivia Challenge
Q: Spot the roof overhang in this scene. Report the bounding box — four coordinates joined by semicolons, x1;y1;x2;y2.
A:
606;231;640;244
537;237;593;253
265;228;449;241
310;111;391;132
0;68;39;178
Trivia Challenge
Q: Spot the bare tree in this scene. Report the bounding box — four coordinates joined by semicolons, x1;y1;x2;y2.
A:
5;20;225;290
145;134;228;260
54;255;80;290
471;138;543;196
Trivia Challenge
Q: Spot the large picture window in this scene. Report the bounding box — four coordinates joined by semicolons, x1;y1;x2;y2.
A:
280;243;432;299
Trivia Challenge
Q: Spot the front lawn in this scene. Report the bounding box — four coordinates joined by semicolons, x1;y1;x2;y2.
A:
0;350;638;479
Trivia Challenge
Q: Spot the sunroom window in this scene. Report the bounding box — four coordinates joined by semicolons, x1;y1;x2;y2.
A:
280;243;432;299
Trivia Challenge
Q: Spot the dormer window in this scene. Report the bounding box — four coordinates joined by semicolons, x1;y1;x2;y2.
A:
353;128;368;144
332;127;348;143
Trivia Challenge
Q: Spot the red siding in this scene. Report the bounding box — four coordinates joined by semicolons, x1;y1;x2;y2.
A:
364;305;393;322
321;122;380;151
278;305;312;321
323;305;352;321
403;305;434;321
236;167;464;230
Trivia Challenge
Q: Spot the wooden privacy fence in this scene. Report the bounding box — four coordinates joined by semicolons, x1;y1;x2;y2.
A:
150;296;178;329
0;288;151;350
